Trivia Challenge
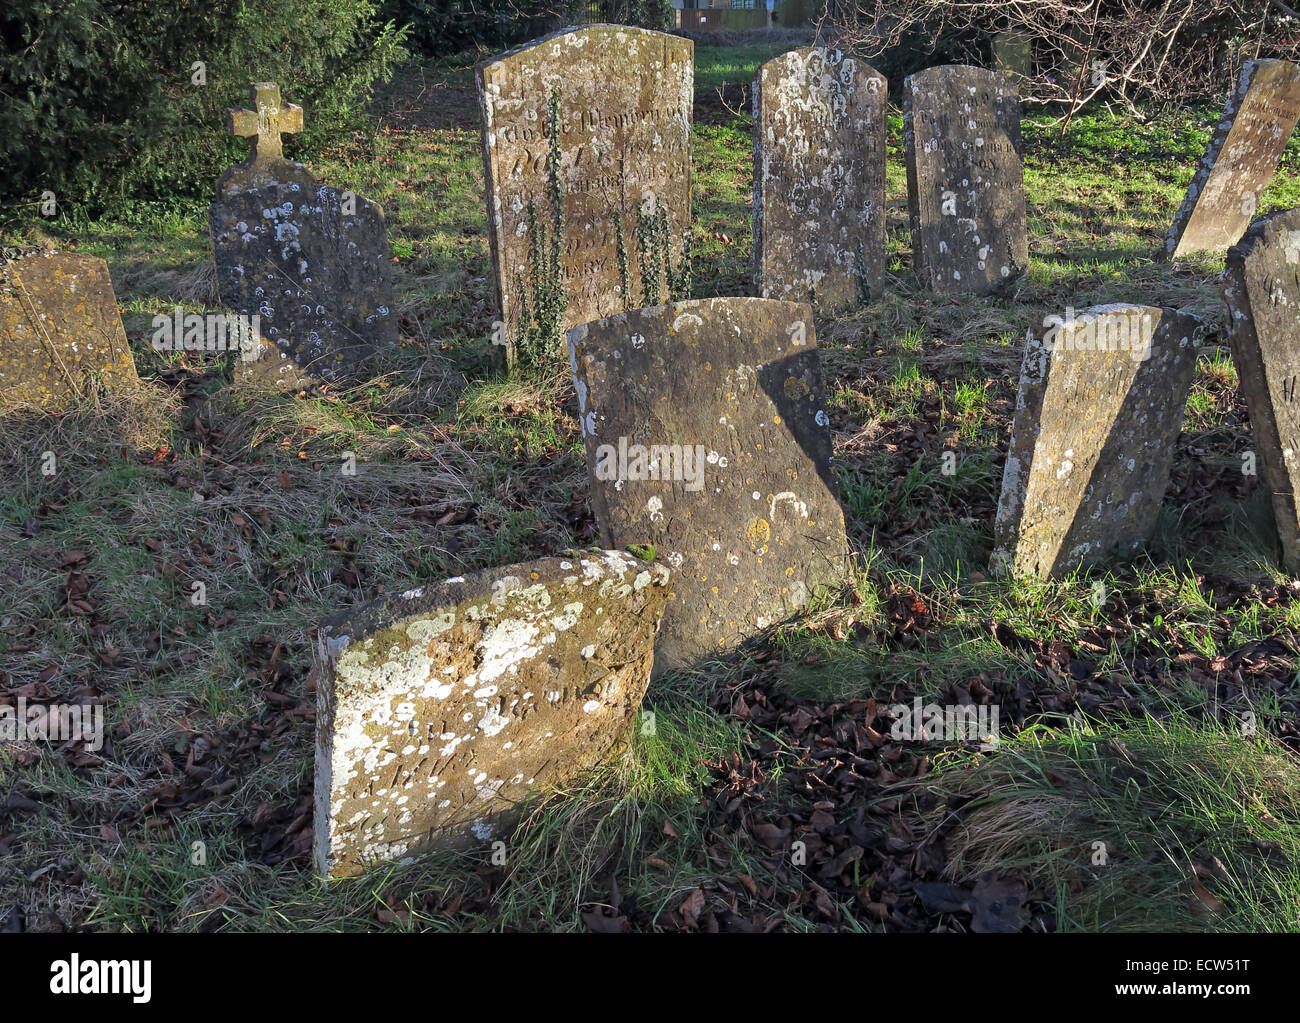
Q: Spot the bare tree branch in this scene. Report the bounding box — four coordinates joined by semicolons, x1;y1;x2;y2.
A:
822;0;1294;113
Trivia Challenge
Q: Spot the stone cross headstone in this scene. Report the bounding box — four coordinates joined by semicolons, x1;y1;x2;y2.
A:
991;303;1201;579
904;65;1028;295
216;82;315;198
568;297;848;672
209;82;397;387
0;252;140;414
314;549;671;878
477;26;693;360
1163;60;1300;260
992;32;1032;80
1223;206;1300;571
753;47;887;313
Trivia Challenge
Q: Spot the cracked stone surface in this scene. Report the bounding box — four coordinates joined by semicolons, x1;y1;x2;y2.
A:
0;252;140;414
1223;206;1300;571
992;303;1201;579
904;65;1027;295
1164;60;1300;260
568;297;848;673
209;182;397;388
752;47;887;313
313;550;670;878
477;26;693;343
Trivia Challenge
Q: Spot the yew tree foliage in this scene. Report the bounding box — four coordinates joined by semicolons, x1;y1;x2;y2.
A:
0;0;407;210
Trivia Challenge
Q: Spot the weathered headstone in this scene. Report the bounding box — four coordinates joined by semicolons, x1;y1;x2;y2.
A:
992;304;1201;579
992;32;1032;80
209;82;397;387
568;297;848;672
0;252;140;414
314;549;671;878
753;47;887;312
1164;60;1300;260
477;26;693;357
904;65;1028;295
1223;206;1300;571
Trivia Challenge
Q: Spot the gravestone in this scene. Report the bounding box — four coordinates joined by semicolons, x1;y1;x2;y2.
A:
1164;60;1300;260
904;65;1028;295
0;252;140;414
753;47;887;312
1223;206;1300;571
992;32;1032;80
314;549;671;878
992;303;1201;579
208;82;397;387
477;26;693;359
568;297;848;672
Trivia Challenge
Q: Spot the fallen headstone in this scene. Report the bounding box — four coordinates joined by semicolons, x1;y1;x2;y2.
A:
477;26;693;361
0;252;139;414
753;47;887;312
314;549;671;878
209;82;397;387
1223;206;1300;570
992;303;1201;578
1164;60;1300;260
568;297;848;672
904;65;1028;295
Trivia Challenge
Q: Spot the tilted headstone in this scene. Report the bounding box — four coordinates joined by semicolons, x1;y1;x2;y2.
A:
753;47;887;312
1223;206;1300;571
208;82;397;388
477;27;693;359
568;297;848;672
992;304;1201;579
314;550;671;878
1164;60;1300;260
0;252;140;414
992;32;1033;79
904;65;1028;295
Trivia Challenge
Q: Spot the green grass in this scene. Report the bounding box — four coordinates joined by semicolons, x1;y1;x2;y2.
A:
901;716;1300;932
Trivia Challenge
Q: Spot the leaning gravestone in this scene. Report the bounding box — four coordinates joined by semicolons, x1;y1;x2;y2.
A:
992;304;1201;579
992;32;1033;80
0;252;140;414
753;47;887;312
209;82;397;388
314;549;671;878
904;65;1028;295
1223;206;1300;571
568;297;848;672
1163;60;1300;260
477;26;693;359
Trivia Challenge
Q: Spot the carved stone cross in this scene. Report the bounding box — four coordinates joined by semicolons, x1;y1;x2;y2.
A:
216;82;317;199
230;82;302;161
